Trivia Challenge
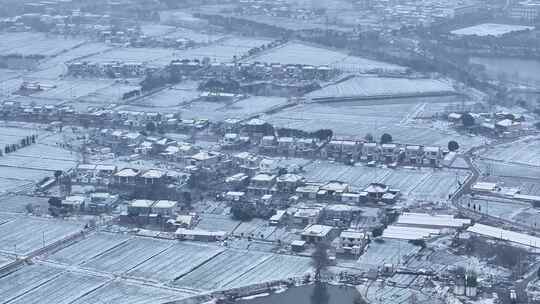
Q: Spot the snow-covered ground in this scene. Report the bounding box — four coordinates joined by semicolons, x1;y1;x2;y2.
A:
0;215;83;255
81;237;173;274
0;32;85;57
480;136;540;167
173;249;271;291
307;77;455;100
49;233;131;265
127;242;225;282
357;239;419;270
451;23;534;37
0;264;63;303
246;42;406;72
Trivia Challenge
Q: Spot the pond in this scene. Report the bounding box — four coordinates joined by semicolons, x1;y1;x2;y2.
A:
237;283;362;304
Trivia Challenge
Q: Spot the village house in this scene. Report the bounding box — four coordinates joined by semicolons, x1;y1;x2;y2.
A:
140;169;166;185
151;200;178;217
61;195;87;213
301;224;337;243
296;184;321;200
232;152;261;174
127;199;155;216
364;183;390;202
248;173;277;195
190;151;222;168
269;210;288;226
277;137;296;155
380;143;399;163
276;173;305;193
175;228;228;242
114;168;141;185
335;230;368;256
405;145;423;165
87;192;119;214
362;142;380;162
423;146;442;167
323;204;362;226
225;173;250;190
259;135;277;153
293;207;322;226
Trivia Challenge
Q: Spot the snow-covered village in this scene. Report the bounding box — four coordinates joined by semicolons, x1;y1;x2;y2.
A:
0;0;539;304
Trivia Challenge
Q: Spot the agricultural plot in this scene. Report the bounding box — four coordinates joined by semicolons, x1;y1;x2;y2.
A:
357;239;419;270
136;87;200;108
411;170;469;201
0;264;62;304
76;82;142;104
0;254;13;268
0;177;33;194
302;161;390;189
85;47;177;66
196;214;240;233
0;32;84;57
174;249;271;291
307;77;455;100
225;254;312;289
232;218;277;239
0;216;83;255
264;227;301;244
128;242;225;282
247;42;404;72
362;283;437;304
48;233;131;265
0;194;49;213
162;27;226;43
379;169;431;195
71;280;191;304
481;136;540;167
28;79;116;101
82;237;173;274
176;37;271;62
451;23;534;37
477;160;540;180
8;271;107;304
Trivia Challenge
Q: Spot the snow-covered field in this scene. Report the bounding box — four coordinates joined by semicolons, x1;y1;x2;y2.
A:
71;280;191;304
265;99;485;149
49;233;131;265
232;218;277;239
196;214;241;233
247;42;405;72
451;23;534;37
173;249;271;291
0;264;62;303
224;254;312;289
307;77;455;100
357;239;419;270
127;242;225;282
0;32;85;57
85;47;177;66
7;271;106;304
174;37;271;62
0;215;83;255
135;87;200;108
82;237;173;274
480;136;540;167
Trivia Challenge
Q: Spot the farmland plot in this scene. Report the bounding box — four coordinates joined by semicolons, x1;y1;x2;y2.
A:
225;254;312;289
71;280;191;304
174;249;271;290
0;32;84;57
82;237;173;274
85;47;177;66
477;160;540;180
303;161;390;189
176;37;271;62
380;169;430;195
481;136;540;167
232;218;276;239
0;264;62;304
0;216;83;255
357;239;419;270
196;214;240;233
136;87;200;108
410;170;469;201
8;271;107;304
247;42;404;72
0;194;49;213
128;242;225;282
49;233;131;265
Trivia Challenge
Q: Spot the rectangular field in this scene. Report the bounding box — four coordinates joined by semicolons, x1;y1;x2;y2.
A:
127;242;225;282
82;237;173;274
225;254;312;289
173;249;271;291
49;233;131;265
0;216;83;255
0;264;62;304
8;271;106;304
71;280;191;304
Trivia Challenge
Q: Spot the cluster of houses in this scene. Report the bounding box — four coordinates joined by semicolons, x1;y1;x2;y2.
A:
448;111;525;136
67;61;157;78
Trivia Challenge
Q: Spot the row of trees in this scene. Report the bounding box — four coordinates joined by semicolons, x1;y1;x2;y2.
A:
2;134;37;155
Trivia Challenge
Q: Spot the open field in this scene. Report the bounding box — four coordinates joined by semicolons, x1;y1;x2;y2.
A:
71;280;191;304
266;98;485;149
196;214;241;233
173;249;271;290
49;233;131;265
225;254;312;289
0;194;49;213
477;160;540;180
84;47;177;66
82;237;173;274
451;23;534;37
7;271;107;304
175;37;271;62
0;215;83;255
232;218;277;239
357;239;419;270
307;77;455;100
0;32;85;57
246;42;405;72
0;264;62;304
480;136;540;167
128;242;225;282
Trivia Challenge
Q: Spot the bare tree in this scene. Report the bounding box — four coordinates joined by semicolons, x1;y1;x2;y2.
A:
311;241;331;282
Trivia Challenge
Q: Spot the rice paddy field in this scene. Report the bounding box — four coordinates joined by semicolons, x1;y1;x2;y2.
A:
0;32;85;57
480;136;540;167
246;42;405;72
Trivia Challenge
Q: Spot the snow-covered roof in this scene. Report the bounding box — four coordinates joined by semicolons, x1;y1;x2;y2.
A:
129;199;155;208
153;200;177;209
141;169;166;179
115;168;140;177
396;212;471;228
340;230;366;239
468;223;540;248
301;224;334;237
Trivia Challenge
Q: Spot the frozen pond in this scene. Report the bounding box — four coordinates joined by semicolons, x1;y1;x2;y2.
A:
237;284;361;304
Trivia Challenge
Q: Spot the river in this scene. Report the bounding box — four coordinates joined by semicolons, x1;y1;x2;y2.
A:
469;56;540;87
237;283;362;304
